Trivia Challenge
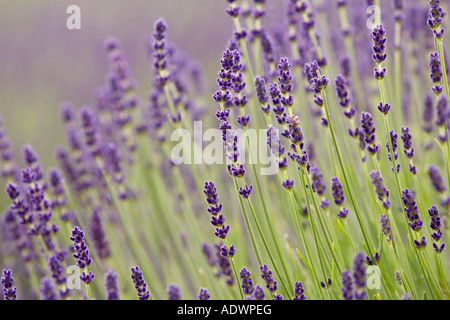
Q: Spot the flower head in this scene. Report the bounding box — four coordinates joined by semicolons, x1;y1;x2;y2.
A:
372;25;387;64
198;288;211;300
260;264;278;293
1;269;17;300
39;277;57;300
131;266;150;300
352;252;367;300
166;283;181;300
240;267;254;296
70;226;93;269
105;269;120;300
360;112;379;155
401;189;423;232
293;281;306;300
341;270;353;300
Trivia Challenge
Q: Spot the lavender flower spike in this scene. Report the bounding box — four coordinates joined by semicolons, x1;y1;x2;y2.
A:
293;281;306;300
372;24;387;79
70;227;92;268
361;112;379;155
260;264;278;293
39;277;57;300
1;269;17;300
341;270;353;300
352;252;367;300
331;177;349;219
131;266;150;300
370;170;391;209
240;267;254;296
428;165;446;193
380;214;392;242
428;205;446;254
105;269;120;300
166;283;182;300
401;189;423;232
198;288;211;300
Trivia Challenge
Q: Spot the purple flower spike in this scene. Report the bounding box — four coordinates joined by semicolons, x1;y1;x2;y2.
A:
48;254;67;287
435;96;449;129
433;242;446;254
377;102;391;115
166;283;182;300
282;179;294;191
341;270;353;300
90;208;110;260
5;183;20;200
360;112;379;155
401;189;423;232
286;115;304;146
401;293;411;300
204;181;233;241
198;288;211;300
380;214;392;242
335;75;351;109
337;207;349;219
104;269;119;300
428;0;446;36
215;225;230;239
204;181;219;205
413;236;427;251
70;226;93;270
248;284;265;300
260;264;278;292
255;76;270;114
293;281;306;300
352;252;367;300
238;184;253;199
428;165;446;193
422;93;434;133
372;25;387;65
429;52;444;95
310;166;326;195
428;205;446;253
370;170;391;209
240;267;254;296
277;57;293;95
1;269;17;300
401;127;414;159
331;177;345;206
39;277;57;300
386;129;399;163
80;271;95;285
131;266;150;300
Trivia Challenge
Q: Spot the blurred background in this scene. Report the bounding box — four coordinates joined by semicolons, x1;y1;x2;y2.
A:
0;0;251;166
0;0;432;168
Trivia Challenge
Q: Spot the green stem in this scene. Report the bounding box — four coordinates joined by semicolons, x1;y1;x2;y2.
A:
321;89;375;258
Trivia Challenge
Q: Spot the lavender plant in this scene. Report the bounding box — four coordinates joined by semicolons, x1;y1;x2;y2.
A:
0;0;449;301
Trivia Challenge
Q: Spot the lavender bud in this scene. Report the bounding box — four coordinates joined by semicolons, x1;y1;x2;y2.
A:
166;283;181;300
104;269;120;300
1;269;17;300
39;277;57;300
131;266;150;300
198;288;211;300
293;281;306;300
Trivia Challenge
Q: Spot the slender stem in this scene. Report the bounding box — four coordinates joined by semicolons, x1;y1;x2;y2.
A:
224;238;244;300
437;254;450;298
232;177;262;265
297;169;331;298
244;185;293;299
321;89;375;258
